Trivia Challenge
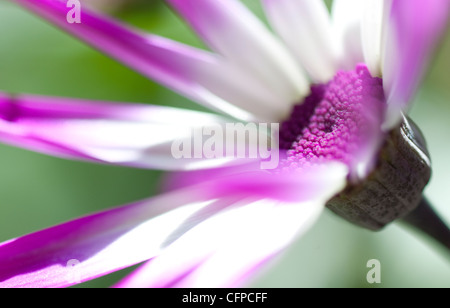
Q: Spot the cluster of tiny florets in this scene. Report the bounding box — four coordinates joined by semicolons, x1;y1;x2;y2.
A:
279;65;385;171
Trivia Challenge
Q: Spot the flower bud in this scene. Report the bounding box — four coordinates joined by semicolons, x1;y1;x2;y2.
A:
326;115;431;230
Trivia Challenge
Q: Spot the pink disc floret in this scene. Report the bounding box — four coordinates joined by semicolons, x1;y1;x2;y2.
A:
280;64;386;176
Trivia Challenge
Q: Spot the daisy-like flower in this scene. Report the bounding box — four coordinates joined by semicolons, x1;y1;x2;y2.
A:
0;0;448;288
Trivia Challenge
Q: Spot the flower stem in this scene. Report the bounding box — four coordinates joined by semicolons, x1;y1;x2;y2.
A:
400;197;450;255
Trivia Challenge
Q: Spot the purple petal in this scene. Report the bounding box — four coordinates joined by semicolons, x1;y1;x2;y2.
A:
0;93;248;170
114;163;348;288
163;159;348;203
0;162;347;288
167;0;309;112
14;0;287;121
115;199;323;288
382;0;450;130
0;188;227;288
201;164;348;203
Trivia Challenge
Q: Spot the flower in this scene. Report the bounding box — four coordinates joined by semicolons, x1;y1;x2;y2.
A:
0;0;448;288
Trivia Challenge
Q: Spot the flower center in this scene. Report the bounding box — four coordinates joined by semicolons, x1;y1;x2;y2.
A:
279;64;386;174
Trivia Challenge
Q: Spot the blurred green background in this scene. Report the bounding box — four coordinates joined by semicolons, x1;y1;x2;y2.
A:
0;0;449;288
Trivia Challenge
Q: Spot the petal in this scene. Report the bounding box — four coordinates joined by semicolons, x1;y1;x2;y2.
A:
0;188;234;288
201;163;348;203
115;199;323;288
163;160;348;203
382;0;450;130
361;0;390;77
0;163;347;288
14;0;286;122
0;93;254;170
167;0;309;108
348;65;388;180
332;0;365;69
262;0;340;83
115;163;348;288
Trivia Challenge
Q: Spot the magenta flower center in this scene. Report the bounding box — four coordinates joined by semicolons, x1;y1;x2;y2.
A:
279;64;386;171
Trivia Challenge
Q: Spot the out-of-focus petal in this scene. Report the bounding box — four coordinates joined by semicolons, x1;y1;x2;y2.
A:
115;163;348;288
14;0;288;122
361;0;390;77
0;162;347;288
167;0;309;110
0;188;237;288
332;0;365;70
0;93;257;170
382;0;450;130
262;0;340;83
115;199;323;288
201;163;348;203
347;65;388;180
